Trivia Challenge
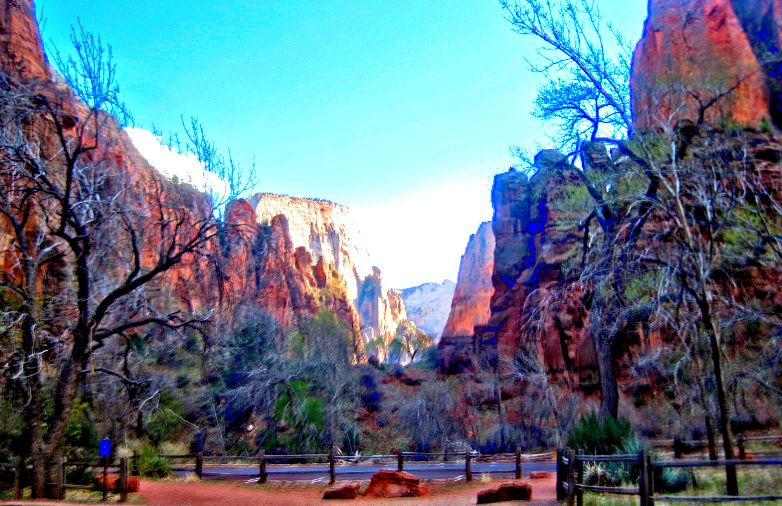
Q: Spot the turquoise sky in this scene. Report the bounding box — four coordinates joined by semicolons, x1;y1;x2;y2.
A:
37;1;648;288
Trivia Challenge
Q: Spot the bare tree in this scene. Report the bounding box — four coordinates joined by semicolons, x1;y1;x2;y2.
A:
0;23;247;496
501;0;632;157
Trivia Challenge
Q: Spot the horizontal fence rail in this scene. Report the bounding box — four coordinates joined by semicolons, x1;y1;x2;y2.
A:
557;435;782;505
140;448;553;484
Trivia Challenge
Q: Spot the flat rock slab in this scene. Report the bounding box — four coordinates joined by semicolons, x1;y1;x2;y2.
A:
477;481;532;503
364;469;429;498
323;482;360;499
529;471;551;479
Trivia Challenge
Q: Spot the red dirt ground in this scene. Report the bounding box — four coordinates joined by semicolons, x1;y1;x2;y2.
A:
135;476;559;505
0;476;558;505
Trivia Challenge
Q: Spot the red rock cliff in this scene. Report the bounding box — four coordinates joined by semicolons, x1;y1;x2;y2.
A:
1;0;47;80
0;1;411;363
632;0;782;129
438;222;494;349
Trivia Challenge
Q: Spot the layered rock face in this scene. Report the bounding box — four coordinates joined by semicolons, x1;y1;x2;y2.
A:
400;279;455;340
0;0;411;363
356;267;407;359
0;0;47;80
632;0;782;129
441;222;494;338
250;193;372;303
214;200;363;336
438;166;596;379
242;193;409;356
437;222;495;371
481;163;594;383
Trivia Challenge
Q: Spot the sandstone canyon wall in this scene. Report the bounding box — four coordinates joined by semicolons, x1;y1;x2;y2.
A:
0;0;47;80
0;0;411;363
437;222;495;371
441;222;494;338
438;0;782;421
632;0;782;129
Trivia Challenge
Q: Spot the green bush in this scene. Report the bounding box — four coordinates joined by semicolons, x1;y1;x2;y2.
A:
567;412;633;455
659;466;690;492
133;444;171;478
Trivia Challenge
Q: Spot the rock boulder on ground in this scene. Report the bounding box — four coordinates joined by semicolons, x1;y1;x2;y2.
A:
93;474;140;492
364;470;429;498
323;482;360;499
477;481;533;503
529;471;551;479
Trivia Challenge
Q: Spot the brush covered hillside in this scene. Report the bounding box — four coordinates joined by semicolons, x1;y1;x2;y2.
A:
0;0;781;499
439;0;782;450
0;0;436;488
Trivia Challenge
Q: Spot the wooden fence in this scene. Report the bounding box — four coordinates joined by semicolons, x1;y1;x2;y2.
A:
557;440;782;505
163;449;553;484
2;449;554;499
0;457;131;502
650;435;782;459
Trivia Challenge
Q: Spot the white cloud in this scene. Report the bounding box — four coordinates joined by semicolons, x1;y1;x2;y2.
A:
354;177;494;289
126;127;229;198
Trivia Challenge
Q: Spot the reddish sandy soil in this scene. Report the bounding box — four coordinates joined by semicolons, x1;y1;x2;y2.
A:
135;476;559;505
0;476;557;505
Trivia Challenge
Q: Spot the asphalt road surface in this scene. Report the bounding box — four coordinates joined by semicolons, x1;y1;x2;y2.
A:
179;460;556;482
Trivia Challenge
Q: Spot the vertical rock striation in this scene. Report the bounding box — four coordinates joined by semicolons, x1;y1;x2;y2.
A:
0;0;47;80
632;0;782;129
437;223;494;370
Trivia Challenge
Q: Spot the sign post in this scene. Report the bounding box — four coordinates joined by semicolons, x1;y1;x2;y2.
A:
99;439;111;502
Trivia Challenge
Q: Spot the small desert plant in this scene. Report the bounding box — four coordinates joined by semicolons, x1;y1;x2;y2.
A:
584;462;620;487
659;466;690;492
567;412;633;455
133;444;171;478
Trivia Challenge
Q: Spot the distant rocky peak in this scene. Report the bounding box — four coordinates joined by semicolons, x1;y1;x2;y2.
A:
401;279;456;340
249;192;373;302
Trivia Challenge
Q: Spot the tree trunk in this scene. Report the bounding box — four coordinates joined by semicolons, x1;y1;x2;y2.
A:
587;288;619;421
21;310;46;497
704;409;718;461
596;333;619;420
700;299;738;495
690;336;719;460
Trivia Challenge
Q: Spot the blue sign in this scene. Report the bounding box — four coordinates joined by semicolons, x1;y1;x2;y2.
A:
98;439;111;458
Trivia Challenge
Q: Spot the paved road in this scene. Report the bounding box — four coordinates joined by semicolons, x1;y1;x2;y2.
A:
185;460;556;482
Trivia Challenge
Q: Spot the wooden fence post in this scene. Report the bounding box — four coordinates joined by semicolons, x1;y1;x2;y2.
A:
195;453;203;479
556;449;566;501
647;453;655;506
258;452;267;484
737;435;746;460
102;456;109;502
673;437;683;459
465;452;473;482
576;449;584;506
638;449;648;506
56;457;65;501
397;452;404;472
566;449;576;506
13;457;22;500
119;457;129;503
328;448;336;484
515;448;522;479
